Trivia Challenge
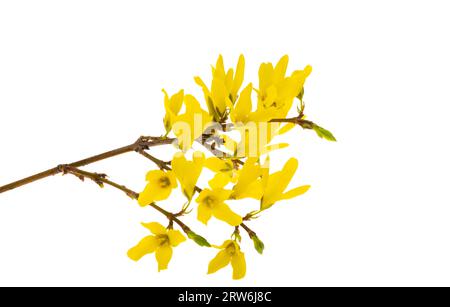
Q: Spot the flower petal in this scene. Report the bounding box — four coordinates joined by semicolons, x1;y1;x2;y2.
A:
167;230;186;247
137;184;159;206
155;245;173;272
141;222;167;235
208;250;231;275
197;203;212;225
261;158;298;209
279;185;311;201
274;55;289;83
205;157;229;173
209;172;231;189
233;180;263;200
231;54;245;100
145;170;165;182
172;151;205;200
231;83;252;123
170;89;184;115
212;203;242;226
127;236;158;261
166;171;178;189
278;123;296;135
231;251;246;280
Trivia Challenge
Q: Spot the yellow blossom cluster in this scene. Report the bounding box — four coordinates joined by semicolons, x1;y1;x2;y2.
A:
129;55;335;279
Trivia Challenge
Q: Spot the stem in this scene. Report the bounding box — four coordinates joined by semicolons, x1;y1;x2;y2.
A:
62;165;138;199
195;138;244;165
61;165;193;235
240;223;257;239
138;150;171;171
0;136;173;194
270;116;315;130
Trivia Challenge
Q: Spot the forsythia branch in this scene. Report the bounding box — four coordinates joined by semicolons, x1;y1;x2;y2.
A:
1;54;335;279
0;136;173;194
58;164;202;240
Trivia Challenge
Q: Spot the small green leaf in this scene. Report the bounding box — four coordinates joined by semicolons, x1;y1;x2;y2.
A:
313;124;337;142
252;235;265;255
187;231;211;247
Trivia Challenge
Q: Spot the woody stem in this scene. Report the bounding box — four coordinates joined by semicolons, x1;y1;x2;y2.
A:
269;116;315;130
0;136;174;194
60;165;193;235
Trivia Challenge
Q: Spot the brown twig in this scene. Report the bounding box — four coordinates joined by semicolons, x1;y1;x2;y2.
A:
240;223;257;239
137;150;171;171
59;165;194;235
0;136;173;194
195;138;244;165
269;116;315;130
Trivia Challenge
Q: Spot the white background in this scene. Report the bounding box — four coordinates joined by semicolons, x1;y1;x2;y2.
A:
1;0;450;287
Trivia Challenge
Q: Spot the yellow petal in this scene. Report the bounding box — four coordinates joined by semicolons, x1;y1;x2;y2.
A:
232;158;260;194
258;62;274;91
137;183;172;206
167;230;186;247
213;239;234;249
274;55;289;84
170;89;184;115
209;172;231;189
145;170;165;182
261;158;299;209
166;171;178;189
141;222;167;235
193;151;206;167
155;245;173;272
197;203;212;225
127;236;158;261
212;203;242;226
231;54;245;101
211;77;228;115
225;68;234;91
172;151;205;200
230;83;252;123
205;157;229;172
233;180;263;200
214;55;226;80
194;76;211;98
261;156;270;188
208;250;231;275
278;123;296;135
231;251;246;280
280;185;311;201
173;95;212;151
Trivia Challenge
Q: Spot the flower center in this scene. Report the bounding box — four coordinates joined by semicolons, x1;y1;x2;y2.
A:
159;176;171;188
225;243;236;255
156;234;170;246
203;195;217;208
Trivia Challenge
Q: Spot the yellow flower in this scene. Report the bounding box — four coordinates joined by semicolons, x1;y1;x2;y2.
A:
257;55;312;120
230;83;253;124
195;54;245;121
138;170;177;207
230;158;264;200
208;240;246;280
195;179;242;226
172;95;212;151
162;89;184;134
232;122;290;159
260;157;310;210
128;222;186;272
172;151;205;201
205;156;238;188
